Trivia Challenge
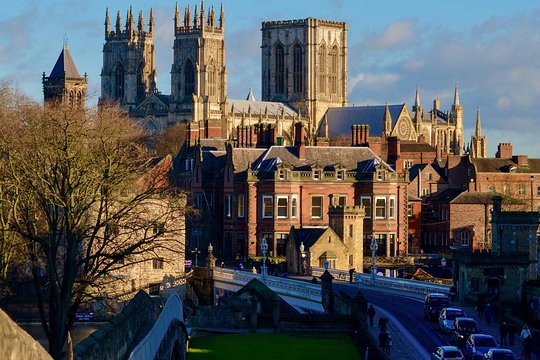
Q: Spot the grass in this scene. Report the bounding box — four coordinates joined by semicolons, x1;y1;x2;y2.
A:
187;332;362;360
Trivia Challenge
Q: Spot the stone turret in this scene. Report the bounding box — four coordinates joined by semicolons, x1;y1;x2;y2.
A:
471;107;487;158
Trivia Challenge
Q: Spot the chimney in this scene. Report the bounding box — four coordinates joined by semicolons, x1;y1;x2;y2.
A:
362;125;370;146
436;143;442;163
295;122;306;159
496;143;512;159
351;125;357;146
513;155;528;166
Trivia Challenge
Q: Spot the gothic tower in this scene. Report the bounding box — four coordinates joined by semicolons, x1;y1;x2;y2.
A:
261;18;347;140
471;107;487;158
100;7;156;111
170;2;227;140
451;82;464;155
43;43;87;108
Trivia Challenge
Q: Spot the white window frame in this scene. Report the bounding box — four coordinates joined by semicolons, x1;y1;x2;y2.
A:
361;196;372;219
276;196;288;218
461;231;470;246
374;197;386;219
262;195;273;219
311;195;323;218
291;195;298;218
237;193;245;218
389;197;395;219
337;170;344;181
332;194;347;207
422;188;430;196
314;170;321;180
278;169;285;180
407;203;413;217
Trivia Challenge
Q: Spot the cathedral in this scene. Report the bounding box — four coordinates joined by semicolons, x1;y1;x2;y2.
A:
95;1;470;154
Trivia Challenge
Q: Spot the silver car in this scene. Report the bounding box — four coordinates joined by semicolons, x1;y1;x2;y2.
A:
439;307;466;332
432;345;464;360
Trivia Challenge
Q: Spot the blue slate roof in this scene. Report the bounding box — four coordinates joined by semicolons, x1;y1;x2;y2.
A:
318;104;404;138
49;46;82;78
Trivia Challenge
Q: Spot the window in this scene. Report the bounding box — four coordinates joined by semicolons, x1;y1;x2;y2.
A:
292;44;303;93
329;46;338;94
115;63;125;100
136;63;145;102
318;45;326;94
193;193;202;210
403;160;413;170
275;44;285;94
537;186;540;196
332;195;346;207
278;169;285;180
277;196;288;218
184;60;195;98
152;258;164;270
488;185;495;193
291;196;298;218
422;188;430;197
389;197;395;219
460;231;470;246
426;172;432;181
519;184;526;196
348;224;353;238
407;203;413;217
276;233;288;256
337;171;344;180
237;194;245;218
225;194;232;218
208;67;216;96
375;197;386;219
314;170;321;180
502;185;509;194
262;196;273;218
361;197;372;218
311;196;323;218
377;172;383;181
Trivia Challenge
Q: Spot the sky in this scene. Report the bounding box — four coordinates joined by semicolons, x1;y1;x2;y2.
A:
2;0;540;156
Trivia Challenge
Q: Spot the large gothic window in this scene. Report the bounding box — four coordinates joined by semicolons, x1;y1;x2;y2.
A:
115;63;125;100
292;44;303;93
208;65;216;97
274;44;285;95
330;46;338;95
318;45;326;94
136;63;145;102
184;60;195;98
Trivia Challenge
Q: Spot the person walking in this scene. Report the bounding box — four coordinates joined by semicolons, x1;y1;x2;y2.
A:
476;297;485;319
520;325;533;360
484;303;493;325
378;316;388;332
367;304;376;327
499;322;508;346
507;323;517;346
386;334;392;356
378;331;389;352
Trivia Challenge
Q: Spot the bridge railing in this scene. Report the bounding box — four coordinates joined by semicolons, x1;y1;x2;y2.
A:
127;292;184;360
311;267;451;295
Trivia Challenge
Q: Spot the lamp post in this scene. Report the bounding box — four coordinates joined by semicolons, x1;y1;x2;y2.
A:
370;236;379;286
300;241;307;275
191;248;201;267
261;236;268;282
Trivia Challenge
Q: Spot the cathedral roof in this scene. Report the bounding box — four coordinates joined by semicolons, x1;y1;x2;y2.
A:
49;45;82;78
228;99;298;117
319;104;404;139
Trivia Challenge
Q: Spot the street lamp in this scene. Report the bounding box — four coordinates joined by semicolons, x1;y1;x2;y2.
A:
441;256;447;268
261;236;268;282
300;241;307;275
370;236;379;286
191;248;201;267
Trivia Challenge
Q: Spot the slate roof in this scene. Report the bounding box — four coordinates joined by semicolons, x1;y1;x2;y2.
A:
228;99;298;117
232;148;265;172
290;227;328;247
450;192;496;204
427;188;464;203
250;146;388;173
408;164;427;181
201;151;226;178
49;45;82;78
471;158;540;173
199;138;228;151
317;104;404;138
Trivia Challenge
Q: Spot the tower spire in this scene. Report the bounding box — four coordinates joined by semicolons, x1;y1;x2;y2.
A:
475;106;482;137
453;81;460;106
415;86;421;110
174;2;180;29
200;0;205;29
194;4;199;28
383;102;392;136
138;11;144;32
116;10;122;34
149;8;154;33
219;3;224;28
105;7;110;36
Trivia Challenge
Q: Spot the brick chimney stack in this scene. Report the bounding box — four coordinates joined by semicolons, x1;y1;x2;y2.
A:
496;143;512;159
295;122;305;159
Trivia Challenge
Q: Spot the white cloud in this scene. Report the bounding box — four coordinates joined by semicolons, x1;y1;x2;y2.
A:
349;72;399;91
365;19;416;49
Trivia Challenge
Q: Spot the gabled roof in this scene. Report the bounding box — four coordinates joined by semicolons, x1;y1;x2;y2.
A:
408;164;428;181
318;104;404;138
428;188;464;203
228;99;298;117
290;227;328;248
201;151;226;178
450;192;496;205
49;45;82;78
471;157;540;173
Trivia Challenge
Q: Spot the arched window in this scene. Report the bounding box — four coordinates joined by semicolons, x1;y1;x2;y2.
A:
76;91;82;109
69;90;74;106
115;63;125;100
318;45;326;94
184;60;195;98
208;65;216;97
136;63;145;102
329;46;338;94
274;44;285;95
292;44;303;93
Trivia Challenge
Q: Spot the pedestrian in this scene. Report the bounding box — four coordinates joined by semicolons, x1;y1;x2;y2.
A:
367;304;376;327
477;297;485;319
520;325;533;360
386;334;392;356
507;323;517;346
484;303;493;325
220;261;225;268
349;268;355;282
499;322;508;346
311;276;318;284
378;316;388;332
378;331;389;351
252;266;257;274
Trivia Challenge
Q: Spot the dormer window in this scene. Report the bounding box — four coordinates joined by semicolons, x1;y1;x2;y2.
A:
314;170;321;180
278;169;285;180
337;171;344;180
377;172;383;181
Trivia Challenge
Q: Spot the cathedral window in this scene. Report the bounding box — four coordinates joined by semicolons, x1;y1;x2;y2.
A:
208;67;216;97
274;44;285;95
330;46;338;95
184;60;195;98
318;45;326;94
115;64;125;100
292;44;303;93
136;63;145;102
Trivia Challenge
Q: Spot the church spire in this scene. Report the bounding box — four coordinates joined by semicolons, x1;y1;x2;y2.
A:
383;102;392;136
149;8;154;33
115;10;122;34
200;0;205;30
174;2;180;29
453;82;460;106
138;10;144;32
219;3;224;29
194;5;198;28
475;106;482;137
415;86;421;110
184;5;191;28
105;7;110;36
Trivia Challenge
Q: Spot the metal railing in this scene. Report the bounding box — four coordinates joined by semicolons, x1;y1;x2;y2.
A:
127;292;184;360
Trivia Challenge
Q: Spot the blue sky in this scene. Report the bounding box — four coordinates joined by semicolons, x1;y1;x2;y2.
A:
2;1;540;156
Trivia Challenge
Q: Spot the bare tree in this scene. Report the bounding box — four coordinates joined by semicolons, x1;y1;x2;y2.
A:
0;97;186;359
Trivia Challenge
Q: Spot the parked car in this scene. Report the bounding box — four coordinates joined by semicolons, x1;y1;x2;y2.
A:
439;307;467;332
425;293;452;320
465;334;498;359
452;317;479;347
432;346;464;360
483;348;518;360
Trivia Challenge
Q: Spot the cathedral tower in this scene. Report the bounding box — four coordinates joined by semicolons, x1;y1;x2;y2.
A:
451;82;464;155
100;7;156;111
261;18;347;139
170;2;227;139
43;43;87;108
471;107;487;158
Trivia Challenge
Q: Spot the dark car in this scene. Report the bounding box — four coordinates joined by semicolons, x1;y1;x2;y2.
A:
439;307;467;333
483;348;518;360
431;345;464;360
452;317;479;346
465;334;498;359
425;293;452;320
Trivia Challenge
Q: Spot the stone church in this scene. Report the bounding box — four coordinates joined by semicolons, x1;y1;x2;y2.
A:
98;1;465;153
